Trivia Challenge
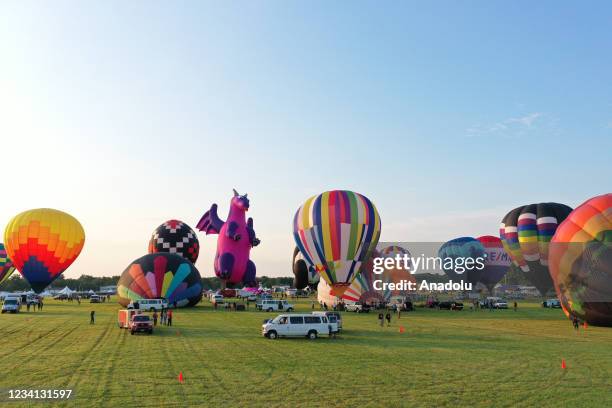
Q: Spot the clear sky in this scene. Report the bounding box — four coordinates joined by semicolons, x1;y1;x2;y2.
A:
1;1;610;278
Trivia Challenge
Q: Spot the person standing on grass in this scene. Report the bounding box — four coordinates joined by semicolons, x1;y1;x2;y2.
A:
90;310;95;324
385;312;391;327
398;305;402;319
152;311;158;326
167;309;173;326
378;312;384;328
513;301;518;312
26;302;30;312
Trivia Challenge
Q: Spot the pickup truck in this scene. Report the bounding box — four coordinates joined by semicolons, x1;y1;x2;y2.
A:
129;314;154;335
345;303;370;313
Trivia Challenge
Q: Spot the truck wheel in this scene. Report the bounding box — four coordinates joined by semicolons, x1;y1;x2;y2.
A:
308;330;317;340
268;330;277;339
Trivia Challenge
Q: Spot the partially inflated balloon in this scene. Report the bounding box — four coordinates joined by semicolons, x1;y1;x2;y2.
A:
148;219;200;263
292;247;319;290
117;253;203;308
500;203;573;295
378;245;415;300
438;237;484;288
549;194;612;326
477;236;511;293
0;243;16;285
293;190;381;296
4;209;85;293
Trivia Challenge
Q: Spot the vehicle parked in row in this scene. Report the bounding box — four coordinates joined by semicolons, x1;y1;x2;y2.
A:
211;294;224;306
129;314;154;335
2;298;21;314
127;298;168;311
312;311;342;330
543;299;561;308
117;309;143;328
90;295;101;303
438;301;464;311
257;299;294;312
262;313;338;339
345;303;370;313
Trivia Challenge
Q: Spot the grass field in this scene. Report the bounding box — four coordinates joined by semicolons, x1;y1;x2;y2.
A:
0;297;611;407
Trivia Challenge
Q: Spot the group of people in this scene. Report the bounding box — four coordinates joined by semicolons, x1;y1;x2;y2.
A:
152;309;173;326
26;300;43;311
378;312;393;327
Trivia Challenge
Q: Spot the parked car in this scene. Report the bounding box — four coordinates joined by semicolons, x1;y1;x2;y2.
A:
438;301;464;311
345;303;370;313
285;288;297;297
257;299;294;312
127;298;169;311
543;299;561;308
312;311;343;330
129;314;153;335
2;298;21;313
211;294;224;306
90;295;101;303
262;313;338;339
492;299;508;309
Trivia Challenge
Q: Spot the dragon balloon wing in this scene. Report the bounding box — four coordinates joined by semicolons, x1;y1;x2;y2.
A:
196;204;225;235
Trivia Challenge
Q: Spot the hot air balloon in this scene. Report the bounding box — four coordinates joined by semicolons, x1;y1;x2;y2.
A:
438;237;484;289
500;203;573;296
148;219;200;263
293;190;381;296
117;253;203;308
549;193;612;326
4;209;85;293
0;243;16;285
378;245;416;301
476;236;511;294
292;247;319;290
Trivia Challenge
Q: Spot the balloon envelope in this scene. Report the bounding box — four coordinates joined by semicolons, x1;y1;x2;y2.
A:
0;243;16;285
292;247;319;290
438;237;484;287
293;190;381;296
148;219;200;263
4;208;85;293
378;245;416;300
549;193;612;326
477;236;511;293
117;253;203;308
500;203;573;296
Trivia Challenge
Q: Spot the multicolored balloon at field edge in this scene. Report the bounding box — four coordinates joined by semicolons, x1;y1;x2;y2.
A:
3;209;85;293
477;236;512;293
438;237;484;289
378;245;416;300
549;193;612;327
0;243;16;285
499;203;573;296
117;253;203;308
293;190;381;296
148;219;200;263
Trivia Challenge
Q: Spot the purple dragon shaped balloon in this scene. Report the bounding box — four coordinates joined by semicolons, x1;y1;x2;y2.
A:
196;189;260;286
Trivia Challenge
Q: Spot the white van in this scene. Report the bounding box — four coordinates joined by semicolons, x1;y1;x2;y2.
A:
256;299;294;312
2;298;21;313
127;298;168;311
211;295;224;305
262;314;338;339
312;311;342;331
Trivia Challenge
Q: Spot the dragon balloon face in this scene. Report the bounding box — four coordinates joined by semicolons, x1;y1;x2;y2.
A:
232;189;250;211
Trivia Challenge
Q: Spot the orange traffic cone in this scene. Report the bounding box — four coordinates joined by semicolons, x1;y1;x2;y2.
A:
399;326;405;334
561;359;566;369
178;372;184;383
583;322;588;329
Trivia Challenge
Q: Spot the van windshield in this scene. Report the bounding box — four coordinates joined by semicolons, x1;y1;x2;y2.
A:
4;300;17;305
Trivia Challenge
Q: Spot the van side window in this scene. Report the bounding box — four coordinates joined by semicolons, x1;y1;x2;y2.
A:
289;316;304;324
321;316;328;323
304;316;320;324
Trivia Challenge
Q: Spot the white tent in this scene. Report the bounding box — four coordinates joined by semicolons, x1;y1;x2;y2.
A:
58;286;74;296
88;289;96;295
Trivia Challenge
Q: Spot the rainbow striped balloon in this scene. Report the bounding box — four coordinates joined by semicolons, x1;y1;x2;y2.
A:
549;193;612;326
293;190;381;295
4;209;85;293
500;203;572;295
0;243;16;285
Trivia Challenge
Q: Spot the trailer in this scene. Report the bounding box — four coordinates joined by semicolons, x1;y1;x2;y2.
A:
117;309;142;328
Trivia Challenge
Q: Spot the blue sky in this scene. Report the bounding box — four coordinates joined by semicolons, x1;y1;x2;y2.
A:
1;1;610;278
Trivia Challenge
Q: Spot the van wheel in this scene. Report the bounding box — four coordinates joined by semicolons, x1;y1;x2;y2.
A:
287;308;293;312
267;308;272;312
308;330;317;340
268;331;278;339
150;308;155;312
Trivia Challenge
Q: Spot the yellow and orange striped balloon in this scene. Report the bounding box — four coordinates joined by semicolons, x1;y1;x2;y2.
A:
4;208;85;292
